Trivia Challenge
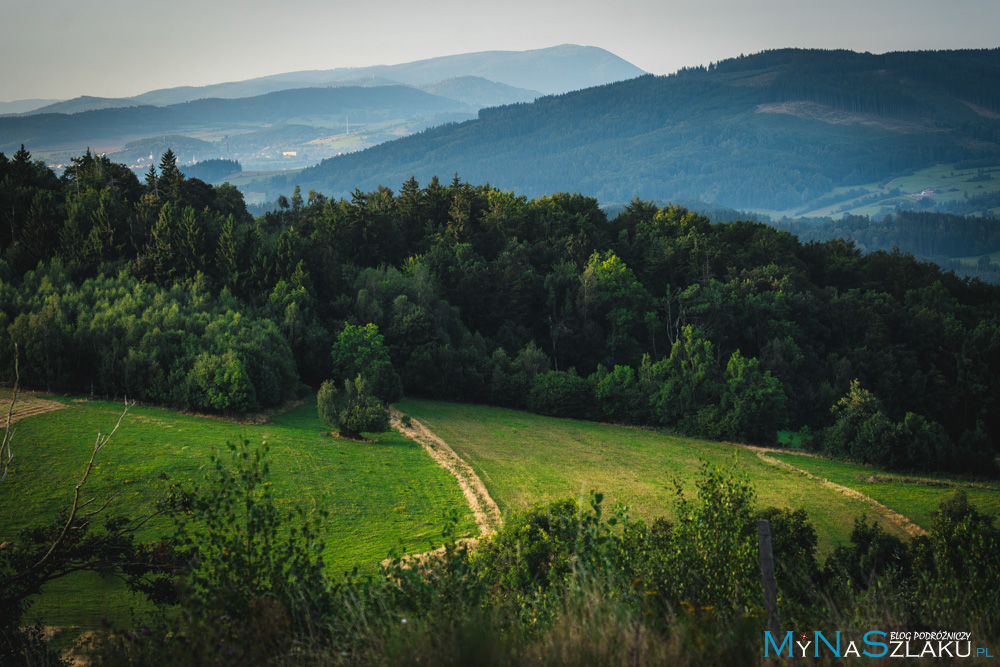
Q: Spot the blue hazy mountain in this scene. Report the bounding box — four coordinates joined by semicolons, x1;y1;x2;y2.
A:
260;48;1000;211
0;86;469;154
22;45;642;115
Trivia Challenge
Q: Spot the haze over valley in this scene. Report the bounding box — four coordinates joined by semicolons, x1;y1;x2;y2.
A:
0;45;643;175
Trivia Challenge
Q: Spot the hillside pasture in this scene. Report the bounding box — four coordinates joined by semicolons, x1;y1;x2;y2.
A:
396;399;928;554
768;452;1000;531
0;395;476;628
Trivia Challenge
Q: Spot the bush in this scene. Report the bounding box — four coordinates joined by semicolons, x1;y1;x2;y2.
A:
528;370;593;419
318;376;390;439
592;364;647;424
316;379;340;427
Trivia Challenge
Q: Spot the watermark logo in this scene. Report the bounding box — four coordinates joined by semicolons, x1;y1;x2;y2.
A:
764;630;994;659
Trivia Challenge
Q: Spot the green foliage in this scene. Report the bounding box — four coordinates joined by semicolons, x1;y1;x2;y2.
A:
651;326;722;430
330;322;403;404
2;145;999;472
168;438;332;654
528;370;593;420
188;350;257;413
660;461;759;617
717;350;787;445
821;379;996;475
592;364;647;424
824;516;910;590
316;379;340;428
0;266;296;414
475;498;581;592
909;490;1000;633
754;506;820;607
319;376;390;439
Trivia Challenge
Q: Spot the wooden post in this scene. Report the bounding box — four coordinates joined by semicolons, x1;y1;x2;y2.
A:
757;519;781;639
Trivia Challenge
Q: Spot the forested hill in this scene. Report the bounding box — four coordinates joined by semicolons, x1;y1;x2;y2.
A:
263;48;1000;210
3;148;1000;477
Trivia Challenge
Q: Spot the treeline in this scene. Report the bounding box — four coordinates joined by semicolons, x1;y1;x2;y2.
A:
712;48;1000;116
2;265;298;413
180;158;242;183
780;210;1000;282
2;148;1000;474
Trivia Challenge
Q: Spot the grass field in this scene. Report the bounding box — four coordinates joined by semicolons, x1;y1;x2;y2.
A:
768;452;1000;530
11;393;1000;633
1;394;475;629
396;399;934;555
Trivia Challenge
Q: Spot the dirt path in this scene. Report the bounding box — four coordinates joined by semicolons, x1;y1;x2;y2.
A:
390;407;501;537
742;445;927;538
1;392;66;425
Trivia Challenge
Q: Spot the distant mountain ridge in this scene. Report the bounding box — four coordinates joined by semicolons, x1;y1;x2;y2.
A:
0;86;468;154
20;45;641;116
418;77;541;109
258;48;1000;211
0;99;62;115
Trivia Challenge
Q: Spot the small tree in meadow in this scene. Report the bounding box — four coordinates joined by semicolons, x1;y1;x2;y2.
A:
317;376;389;439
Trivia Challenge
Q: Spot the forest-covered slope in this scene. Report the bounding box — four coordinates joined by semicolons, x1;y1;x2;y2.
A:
266;48;1000;210
3;147;1000;477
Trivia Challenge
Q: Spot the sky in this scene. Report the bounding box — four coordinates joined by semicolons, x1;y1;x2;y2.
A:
2;0;999;101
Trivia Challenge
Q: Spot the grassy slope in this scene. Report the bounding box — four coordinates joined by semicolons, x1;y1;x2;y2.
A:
397;399;925;555
769;452;1000;530
1;394;475;628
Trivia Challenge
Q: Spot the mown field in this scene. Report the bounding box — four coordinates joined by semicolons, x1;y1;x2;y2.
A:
768;452;1000;530
9;393;1000;633
0;393;476;629
396;399;1000;555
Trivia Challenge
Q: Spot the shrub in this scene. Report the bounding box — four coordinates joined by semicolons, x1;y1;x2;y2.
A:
592;364;647;424
316;379;340;427
528;370;593;419
318;376;390;439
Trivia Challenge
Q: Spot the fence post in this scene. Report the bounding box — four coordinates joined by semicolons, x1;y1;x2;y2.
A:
757;518;781;639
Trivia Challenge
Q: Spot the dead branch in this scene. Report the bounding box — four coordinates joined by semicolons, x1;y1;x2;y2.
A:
1;344;19;485
33;396;135;571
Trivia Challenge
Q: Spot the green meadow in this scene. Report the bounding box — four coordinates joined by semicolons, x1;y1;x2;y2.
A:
396;399;945;555
1;394;475;628
768;452;1000;531
9;394;1000;632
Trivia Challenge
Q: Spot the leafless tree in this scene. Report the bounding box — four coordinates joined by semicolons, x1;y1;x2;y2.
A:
0;345;19;485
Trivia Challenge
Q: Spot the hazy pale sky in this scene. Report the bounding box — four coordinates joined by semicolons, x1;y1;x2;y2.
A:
2;0;998;101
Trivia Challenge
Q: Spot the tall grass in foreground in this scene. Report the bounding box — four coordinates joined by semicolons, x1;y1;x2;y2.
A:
60;442;1000;666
